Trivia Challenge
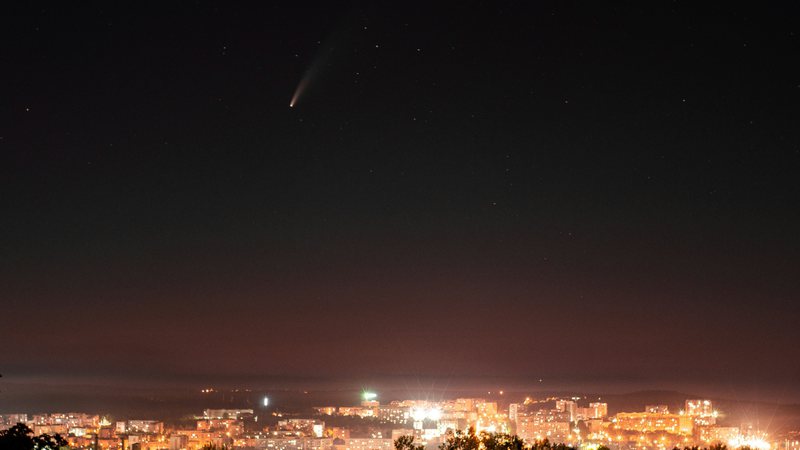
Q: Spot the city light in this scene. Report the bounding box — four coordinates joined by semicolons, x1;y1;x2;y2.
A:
728;436;771;450
0;395;786;450
410;407;427;422
410;407;442;421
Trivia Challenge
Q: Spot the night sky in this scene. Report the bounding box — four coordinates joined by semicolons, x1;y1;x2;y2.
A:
2;2;800;404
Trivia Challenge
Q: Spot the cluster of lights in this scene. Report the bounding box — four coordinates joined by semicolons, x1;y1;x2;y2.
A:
410;407;442;421
729;436;771;450
41;394;780;450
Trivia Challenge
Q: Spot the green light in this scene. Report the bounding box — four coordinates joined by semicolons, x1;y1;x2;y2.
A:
363;391;377;400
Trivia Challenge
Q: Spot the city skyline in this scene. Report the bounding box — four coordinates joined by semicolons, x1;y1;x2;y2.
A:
2;0;799;428
2;391;797;450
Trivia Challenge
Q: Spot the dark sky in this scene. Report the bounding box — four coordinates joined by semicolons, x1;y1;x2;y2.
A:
2;2;799;402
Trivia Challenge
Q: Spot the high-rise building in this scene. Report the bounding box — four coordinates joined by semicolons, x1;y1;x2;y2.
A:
685;400;714;417
613;412;693;435
589;402;608;419
475;401;498;416
509;404;521;423
203;409;254;420
169;434;189;450
699;426;740;444
126;420;164;434
378;406;409;424
516;410;571;443
555;401;577;422
684;400;717;426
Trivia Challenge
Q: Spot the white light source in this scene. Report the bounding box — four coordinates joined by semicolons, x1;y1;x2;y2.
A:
411;408;427;421
263;396;270;407
427;408;442;421
728;436;770;450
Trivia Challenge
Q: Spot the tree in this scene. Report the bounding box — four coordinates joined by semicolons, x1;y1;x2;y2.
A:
200;444;229;450
440;427;480;450
481;432;525;450
32;433;68;450
526;438;577;450
0;423;67;450
395;435;425;450
529;438;551;450
200;444;228;450
0;423;33;450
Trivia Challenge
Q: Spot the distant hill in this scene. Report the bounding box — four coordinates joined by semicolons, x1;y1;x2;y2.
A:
597;390;699;414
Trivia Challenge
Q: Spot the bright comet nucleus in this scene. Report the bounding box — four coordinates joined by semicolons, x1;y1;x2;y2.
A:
289;76;309;108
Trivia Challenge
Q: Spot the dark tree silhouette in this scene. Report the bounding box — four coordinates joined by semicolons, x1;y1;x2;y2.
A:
0;423;67;450
395;435;425;450
439;427;480;450
411;428;730;450
200;444;230;450
672;446;731;450
481;432;525;450
528;438;576;450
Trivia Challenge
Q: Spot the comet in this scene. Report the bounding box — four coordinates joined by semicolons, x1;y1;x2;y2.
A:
289;76;310;108
289;42;337;108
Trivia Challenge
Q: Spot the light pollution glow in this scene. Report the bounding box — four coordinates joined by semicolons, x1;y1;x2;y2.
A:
728;436;770;450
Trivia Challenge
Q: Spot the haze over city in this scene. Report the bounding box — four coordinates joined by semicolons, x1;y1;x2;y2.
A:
1;2;799;450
